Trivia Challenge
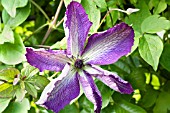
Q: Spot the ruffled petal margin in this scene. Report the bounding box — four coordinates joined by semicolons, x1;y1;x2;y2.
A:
64;1;92;57
26;48;70;72
82;23;134;65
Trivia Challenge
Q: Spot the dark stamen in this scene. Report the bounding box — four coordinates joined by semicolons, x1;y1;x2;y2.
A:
74;59;84;69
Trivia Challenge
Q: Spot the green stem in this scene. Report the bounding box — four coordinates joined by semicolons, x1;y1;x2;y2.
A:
41;0;64;45
24;23;48;42
32;45;50;48
29;0;50;21
107;7;114;26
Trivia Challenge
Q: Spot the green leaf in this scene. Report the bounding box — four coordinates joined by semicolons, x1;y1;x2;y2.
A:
50;37;67;50
0;68;20;81
59;104;79;113
112;94;147;113
128;68;146;90
154;0;167;14
129;31;141;54
21;64;39;78
149;0;159;10
0;84;16;98
153;91;170;113
25;82;37;98
0;33;26;65
0;98;11;113
81;0;101;33
160;43;170;72
105;5;118;28
93;0;107;10
15;81;26;102
96;81;114;109
141;15;170;33
102;104;115;113
64;0;81;6
79;95;93;112
0;83;13;92
139;34;163;71
125;0;151;33
30;75;49;90
109;59;131;75
113;100;147;113
3;98;30;113
139;85;159;108
2;3;30;28
1;0;28;17
0;25;14;44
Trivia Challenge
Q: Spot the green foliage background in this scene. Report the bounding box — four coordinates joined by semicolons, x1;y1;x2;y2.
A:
0;0;170;113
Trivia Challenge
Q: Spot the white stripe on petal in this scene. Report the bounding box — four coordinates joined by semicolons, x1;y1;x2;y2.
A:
36;64;71;105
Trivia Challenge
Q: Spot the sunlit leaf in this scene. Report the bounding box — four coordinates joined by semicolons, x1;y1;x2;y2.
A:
15;83;26;102
0;25;14;44
2;3;30;28
154;0;167;14
0;33;26;65
93;0;107;11
125;0;151;33
0;68;20;81
30;75;49;90
1;0;28;17
139;34;163;71
50;37;67;50
25;82;37;98
0;84;16;98
21;64;39;78
81;0;100;33
141;15;170;33
0;83;12;92
0;98;11;113
3;98;30;113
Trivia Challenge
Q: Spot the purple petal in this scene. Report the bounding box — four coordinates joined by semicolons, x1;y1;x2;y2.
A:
79;71;102;113
64;1;92;57
36;64;80;113
85;65;133;94
26;48;70;72
82;23;134;65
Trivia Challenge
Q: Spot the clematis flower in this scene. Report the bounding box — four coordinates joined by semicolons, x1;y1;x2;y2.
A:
26;1;134;113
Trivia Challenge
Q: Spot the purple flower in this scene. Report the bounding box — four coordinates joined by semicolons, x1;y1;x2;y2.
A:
26;1;134;113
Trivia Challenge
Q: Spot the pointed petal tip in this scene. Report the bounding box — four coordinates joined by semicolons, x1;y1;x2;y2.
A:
64;0;92;56
86;65;134;95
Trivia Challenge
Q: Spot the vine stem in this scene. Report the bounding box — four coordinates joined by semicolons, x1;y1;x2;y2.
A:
24;23;48;42
41;0;64;45
29;0;50;21
98;8;131;29
32;45;50;48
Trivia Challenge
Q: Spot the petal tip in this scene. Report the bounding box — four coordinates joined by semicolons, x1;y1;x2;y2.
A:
119;82;134;94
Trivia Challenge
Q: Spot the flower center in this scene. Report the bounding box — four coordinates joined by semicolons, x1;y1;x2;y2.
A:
74;59;84;69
